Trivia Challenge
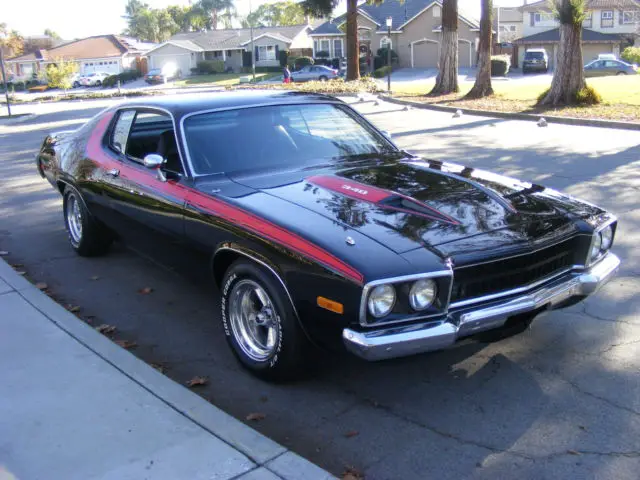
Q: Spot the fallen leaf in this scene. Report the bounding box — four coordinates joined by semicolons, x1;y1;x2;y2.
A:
66;305;81;313
342;467;364;480
344;430;359;438
90;275;100;281
138;287;153;295
0;251;9;256
96;324;117;335
246;412;266;422
115;340;137;349
578;425;588;431
35;282;48;290
567;450;581;456
151;363;167;374
186;376;208;387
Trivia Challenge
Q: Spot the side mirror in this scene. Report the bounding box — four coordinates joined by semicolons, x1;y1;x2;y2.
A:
143;154;167;182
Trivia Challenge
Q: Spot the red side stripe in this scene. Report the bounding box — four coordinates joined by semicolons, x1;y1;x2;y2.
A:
86;113;364;284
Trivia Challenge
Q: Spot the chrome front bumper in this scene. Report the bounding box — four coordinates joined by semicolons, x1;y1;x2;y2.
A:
343;253;620;361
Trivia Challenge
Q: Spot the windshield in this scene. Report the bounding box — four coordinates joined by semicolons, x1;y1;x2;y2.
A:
525;52;545;60
183;103;397;175
148;69;161;75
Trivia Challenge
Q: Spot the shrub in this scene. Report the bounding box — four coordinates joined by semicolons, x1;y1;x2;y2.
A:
190;67;200;75
293;56;314;69
574;85;602;105
197;60;225;74
373;65;392;78
46;58;78;91
237;77;382;94
491;55;511;76
376;48;398;63
621;46;640;65
279;49;288;67
315;50;330;59
102;75;118;88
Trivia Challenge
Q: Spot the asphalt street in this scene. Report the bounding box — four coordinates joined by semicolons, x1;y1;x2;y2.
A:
1;96;639;479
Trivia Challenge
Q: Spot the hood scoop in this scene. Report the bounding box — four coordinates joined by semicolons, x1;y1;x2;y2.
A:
307;175;460;225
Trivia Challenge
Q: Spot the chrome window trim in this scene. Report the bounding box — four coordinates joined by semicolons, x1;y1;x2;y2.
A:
110;105;191;177
178;100;397;178
359;270;453;327
449;265;583;309
215;246;301;324
585;216;617;267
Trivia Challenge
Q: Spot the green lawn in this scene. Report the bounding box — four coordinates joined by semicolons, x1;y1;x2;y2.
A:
174;73;273;87
393;74;640;105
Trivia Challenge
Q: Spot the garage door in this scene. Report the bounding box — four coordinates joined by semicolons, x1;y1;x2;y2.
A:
412;41;439;68
82;60;120;75
458;41;472;68
151;54;192;76
582;44;613;63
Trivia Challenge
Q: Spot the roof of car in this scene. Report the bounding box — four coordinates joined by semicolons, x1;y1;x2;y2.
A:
113;90;340;118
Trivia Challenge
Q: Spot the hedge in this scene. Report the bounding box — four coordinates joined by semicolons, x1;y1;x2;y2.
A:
621;47;640;66
491;55;511;77
288;56;314;70
102;70;142;88
372;66;392;78
197;60;225;74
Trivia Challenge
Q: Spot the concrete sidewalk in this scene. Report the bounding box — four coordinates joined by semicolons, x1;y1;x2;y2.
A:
0;259;334;480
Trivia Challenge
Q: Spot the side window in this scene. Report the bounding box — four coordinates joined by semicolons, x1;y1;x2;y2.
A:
111;110;136;154
125;111;183;174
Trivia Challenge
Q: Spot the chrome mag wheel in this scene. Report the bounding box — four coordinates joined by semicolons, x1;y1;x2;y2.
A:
229;279;280;361
66;194;83;244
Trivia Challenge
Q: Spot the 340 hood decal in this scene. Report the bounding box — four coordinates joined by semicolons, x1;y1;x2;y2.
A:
306;175;461;225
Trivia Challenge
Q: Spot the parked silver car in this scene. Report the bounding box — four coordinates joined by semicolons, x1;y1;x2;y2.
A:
291;65;339;82
584;59;638;77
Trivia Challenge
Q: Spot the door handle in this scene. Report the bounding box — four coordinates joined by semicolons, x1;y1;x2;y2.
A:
107;168;120;178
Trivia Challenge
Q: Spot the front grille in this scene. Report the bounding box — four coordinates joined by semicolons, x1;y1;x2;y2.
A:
450;237;581;304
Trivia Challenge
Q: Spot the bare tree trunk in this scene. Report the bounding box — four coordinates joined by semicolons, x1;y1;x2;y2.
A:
539;15;585;104
430;0;459;95
346;0;360;81
466;0;493;98
211;10;218;30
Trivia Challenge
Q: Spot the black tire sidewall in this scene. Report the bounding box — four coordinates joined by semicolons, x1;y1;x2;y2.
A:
221;260;304;379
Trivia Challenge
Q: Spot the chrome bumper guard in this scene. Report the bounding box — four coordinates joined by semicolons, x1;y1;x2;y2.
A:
343;253;620;361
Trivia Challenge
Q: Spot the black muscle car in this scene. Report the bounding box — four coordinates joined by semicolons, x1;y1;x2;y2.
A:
36;91;620;380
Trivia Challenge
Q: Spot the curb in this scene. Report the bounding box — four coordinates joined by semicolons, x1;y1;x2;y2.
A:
380;94;640;131
0;258;334;480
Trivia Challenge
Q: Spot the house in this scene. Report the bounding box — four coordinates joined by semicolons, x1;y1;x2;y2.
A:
145;25;314;74
310;0;481;69
515;0;640;69
494;7;524;43
6;35;155;79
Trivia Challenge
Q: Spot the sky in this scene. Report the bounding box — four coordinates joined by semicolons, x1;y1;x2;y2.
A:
4;0;526;40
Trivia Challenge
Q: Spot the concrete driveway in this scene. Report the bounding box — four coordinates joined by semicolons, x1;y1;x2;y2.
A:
1;96;639;479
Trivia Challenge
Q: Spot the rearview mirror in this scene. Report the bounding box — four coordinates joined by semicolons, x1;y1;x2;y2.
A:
143;154;167;182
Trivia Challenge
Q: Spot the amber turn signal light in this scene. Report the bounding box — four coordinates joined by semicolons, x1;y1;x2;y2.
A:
317;296;344;314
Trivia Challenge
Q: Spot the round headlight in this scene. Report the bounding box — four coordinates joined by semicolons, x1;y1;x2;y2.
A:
591;232;602;260
367;284;396;318
409;279;437;311
601;226;613;250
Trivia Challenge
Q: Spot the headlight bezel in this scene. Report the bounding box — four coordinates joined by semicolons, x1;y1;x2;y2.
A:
587;219;616;265
360;271;452;327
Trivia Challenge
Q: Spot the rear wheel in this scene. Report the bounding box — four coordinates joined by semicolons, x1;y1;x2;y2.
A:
319;75;328;82
63;189;112;256
221;259;310;381
617;71;627;76
95;80;102;86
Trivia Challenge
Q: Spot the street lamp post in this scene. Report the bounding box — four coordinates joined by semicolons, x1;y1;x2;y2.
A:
0;42;12;117
386;17;392;93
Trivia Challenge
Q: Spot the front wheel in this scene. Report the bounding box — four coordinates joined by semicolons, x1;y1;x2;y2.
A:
95;80;102;86
63;189;112;256
73;81;79;88
319;75;328;82
617;71;627;76
221;259;310;381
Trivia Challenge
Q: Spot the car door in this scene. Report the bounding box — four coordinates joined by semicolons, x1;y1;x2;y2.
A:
98;108;187;245
295;66;311;82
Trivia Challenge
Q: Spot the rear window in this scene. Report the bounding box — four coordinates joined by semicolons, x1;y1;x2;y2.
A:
525;52;545;60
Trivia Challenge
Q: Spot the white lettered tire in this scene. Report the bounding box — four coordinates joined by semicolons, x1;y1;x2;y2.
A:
221;259;309;381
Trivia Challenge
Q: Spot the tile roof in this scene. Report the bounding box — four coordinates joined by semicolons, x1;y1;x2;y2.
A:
171;25;308;51
515;28;624;43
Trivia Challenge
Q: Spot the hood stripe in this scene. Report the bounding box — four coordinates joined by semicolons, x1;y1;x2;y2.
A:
307;175;460;225
85;113;363;285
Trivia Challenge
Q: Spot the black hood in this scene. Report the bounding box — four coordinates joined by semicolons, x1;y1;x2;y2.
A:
229;158;602;263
